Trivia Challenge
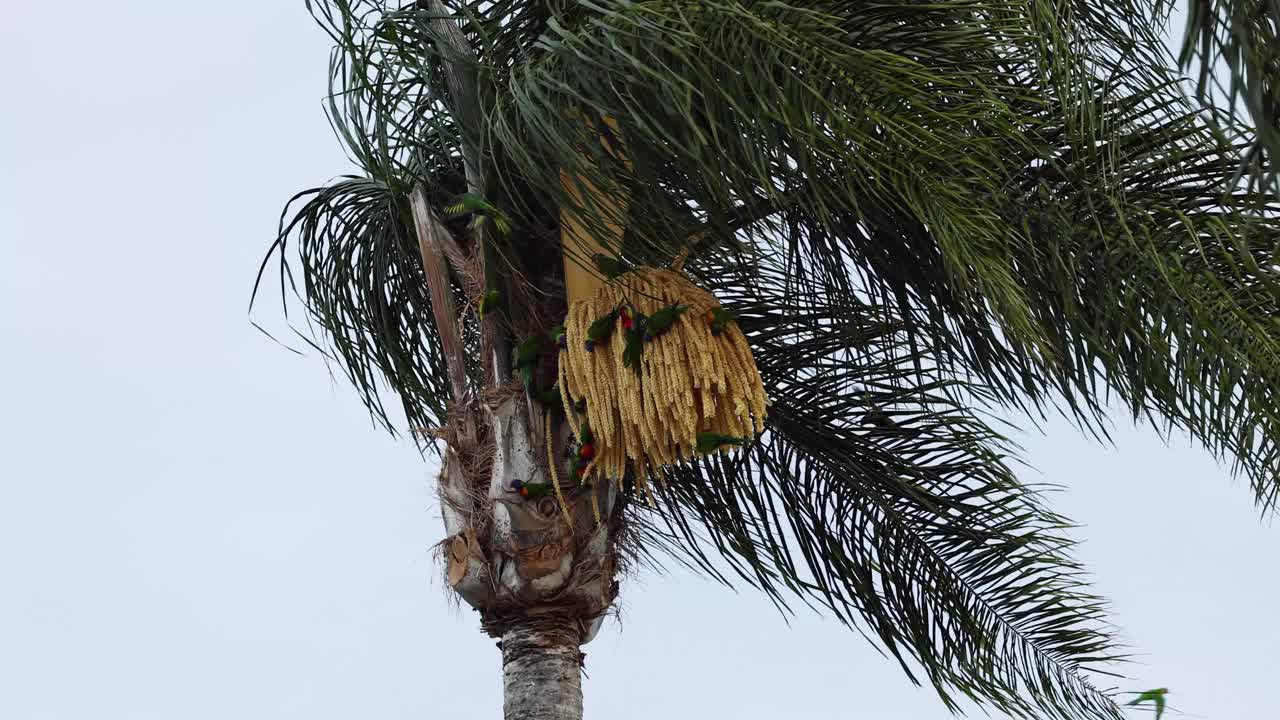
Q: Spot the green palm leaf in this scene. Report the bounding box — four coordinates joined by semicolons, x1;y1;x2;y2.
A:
1168;0;1280;192
643;255;1123;719
253;175;473;433
480;0;1280;508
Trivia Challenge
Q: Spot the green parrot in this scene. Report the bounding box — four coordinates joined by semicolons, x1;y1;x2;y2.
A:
704;307;738;336
510;478;552;500
591;253;632;279
1125;688;1167;719
533;384;562;409
476;289;501;322
514;334;545;388
549;324;567;350
585;307;620;352
444;193;513;236
642;303;688;341
696;432;747;454
861;407;897;430
622;324;645;375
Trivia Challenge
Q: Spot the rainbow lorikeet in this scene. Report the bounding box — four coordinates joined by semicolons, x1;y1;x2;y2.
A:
533;384;561;409
704;307;738;336
696;432;747;453
619;305;636;331
444;193;513;236
592;253;632;279
514;334;546;388
585;307;620;352
476;289;501;322
550;324;567;350
622;323;645;374
643;304;688;341
1126;688;1167;720
510;478;552;499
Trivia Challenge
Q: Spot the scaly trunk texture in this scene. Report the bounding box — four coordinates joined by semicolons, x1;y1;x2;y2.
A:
501;617;584;720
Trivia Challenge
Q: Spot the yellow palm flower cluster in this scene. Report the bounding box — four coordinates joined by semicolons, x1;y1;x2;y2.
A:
558;267;767;495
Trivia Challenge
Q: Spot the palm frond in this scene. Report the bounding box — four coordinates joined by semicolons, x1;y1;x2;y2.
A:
1168;0;1280;192
648;255;1121;719
476;0;1280;508
254;176;468;432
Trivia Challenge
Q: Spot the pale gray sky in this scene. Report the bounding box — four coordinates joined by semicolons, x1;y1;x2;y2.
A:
1;2;1276;719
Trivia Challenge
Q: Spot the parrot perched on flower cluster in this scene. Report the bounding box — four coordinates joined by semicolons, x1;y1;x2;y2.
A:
585;307;620;352
642;303;687;341
704;307;737;336
620;306;645;374
444;193;513;236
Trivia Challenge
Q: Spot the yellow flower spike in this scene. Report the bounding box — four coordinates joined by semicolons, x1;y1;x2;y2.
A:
558;266;767;492
545;413;573;530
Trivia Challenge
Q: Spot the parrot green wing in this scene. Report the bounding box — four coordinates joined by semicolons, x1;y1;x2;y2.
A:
444;193;487;217
696;432;747;453
445;194;513;236
587;308;620;343
647;304;688;332
591;253;631;279
514;336;543;366
1126;688;1168;720
522;482;552;499
477;289;501;321
622;328;644;374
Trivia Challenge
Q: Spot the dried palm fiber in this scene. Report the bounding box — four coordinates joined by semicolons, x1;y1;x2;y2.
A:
556;115;766;492
557;264;768;489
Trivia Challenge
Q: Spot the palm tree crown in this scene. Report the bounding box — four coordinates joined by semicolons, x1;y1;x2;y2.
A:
257;2;1280;718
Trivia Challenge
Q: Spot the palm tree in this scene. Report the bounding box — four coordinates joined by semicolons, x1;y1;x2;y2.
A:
255;2;1280;719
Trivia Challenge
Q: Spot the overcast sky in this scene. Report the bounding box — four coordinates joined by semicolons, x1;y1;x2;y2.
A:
2;2;1277;719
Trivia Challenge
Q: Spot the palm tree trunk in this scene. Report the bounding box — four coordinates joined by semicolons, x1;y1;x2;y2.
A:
501;617;583;720
428;394;614;720
413;182;615;720
411;9;612;720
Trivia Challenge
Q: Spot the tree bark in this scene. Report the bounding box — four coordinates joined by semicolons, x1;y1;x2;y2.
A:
429;394;616;720
501;617;584;720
